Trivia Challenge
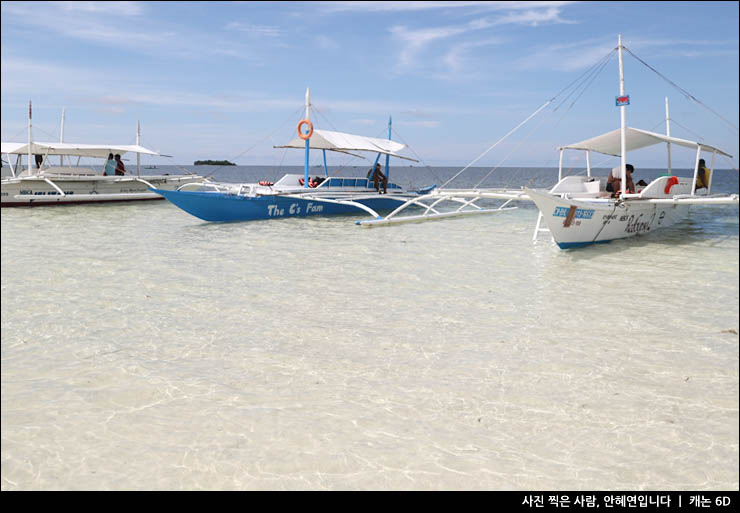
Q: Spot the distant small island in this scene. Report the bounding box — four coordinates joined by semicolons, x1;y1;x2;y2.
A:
194;160;236;166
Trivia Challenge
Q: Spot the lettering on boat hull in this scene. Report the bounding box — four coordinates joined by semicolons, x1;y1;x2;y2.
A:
553;206;595;220
267;201;325;217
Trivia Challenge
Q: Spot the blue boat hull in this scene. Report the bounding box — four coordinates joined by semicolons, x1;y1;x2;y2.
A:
152;188;407;222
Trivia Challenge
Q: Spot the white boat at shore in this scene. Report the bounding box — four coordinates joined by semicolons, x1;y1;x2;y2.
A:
358;35;738;249
1;105;203;207
524;36;737;248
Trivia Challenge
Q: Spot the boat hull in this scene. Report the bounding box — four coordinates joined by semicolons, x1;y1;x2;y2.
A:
527;189;690;249
152;188;409;222
1;175;203;207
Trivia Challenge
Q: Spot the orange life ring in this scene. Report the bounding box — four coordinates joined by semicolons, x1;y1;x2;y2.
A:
297;119;313;140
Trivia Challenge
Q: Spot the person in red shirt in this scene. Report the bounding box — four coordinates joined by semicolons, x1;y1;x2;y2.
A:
114;154;126;176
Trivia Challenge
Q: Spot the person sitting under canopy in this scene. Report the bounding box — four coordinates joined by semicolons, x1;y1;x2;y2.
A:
367;163;387;194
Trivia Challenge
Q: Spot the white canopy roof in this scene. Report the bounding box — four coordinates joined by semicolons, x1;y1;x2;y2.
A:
275;129;418;162
1;141;161;158
560;127;732;158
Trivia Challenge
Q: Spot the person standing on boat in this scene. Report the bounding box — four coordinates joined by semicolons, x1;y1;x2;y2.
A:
367;163;387;194
606;164;635;196
34;154;43;169
114;154;126;176
696;159;710;190
103;153;116;176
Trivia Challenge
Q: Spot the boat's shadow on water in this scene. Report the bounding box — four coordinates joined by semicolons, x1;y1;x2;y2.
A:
174;211;372;243
555;219;738;260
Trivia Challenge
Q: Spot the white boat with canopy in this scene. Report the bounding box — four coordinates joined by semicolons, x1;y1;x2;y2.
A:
356;36;738;249
1;105;203;207
526;121;736;248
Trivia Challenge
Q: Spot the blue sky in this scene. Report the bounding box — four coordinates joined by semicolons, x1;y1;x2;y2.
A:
1;1;738;169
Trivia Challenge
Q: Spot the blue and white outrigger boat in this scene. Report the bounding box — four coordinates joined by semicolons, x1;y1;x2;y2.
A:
152;89;451;222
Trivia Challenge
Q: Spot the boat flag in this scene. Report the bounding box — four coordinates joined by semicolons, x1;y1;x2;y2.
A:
615;95;630;106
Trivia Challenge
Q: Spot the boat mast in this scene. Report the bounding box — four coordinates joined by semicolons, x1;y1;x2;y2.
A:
136;120;141;178
665;97;671;174
60;107;66;166
27;101;33;174
304;88;311;188
618;35;627;194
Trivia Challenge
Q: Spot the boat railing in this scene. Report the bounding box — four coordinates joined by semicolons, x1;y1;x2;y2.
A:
112;176;156;189
317;177;404;191
176;181;243;194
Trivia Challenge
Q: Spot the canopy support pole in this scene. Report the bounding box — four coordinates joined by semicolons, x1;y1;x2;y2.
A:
385;116;391;182
27;101;33;175
136;120;141;178
708;150;716;194
691;146;701;195
6;153;17;177
60;107;66;167
558;149;564;181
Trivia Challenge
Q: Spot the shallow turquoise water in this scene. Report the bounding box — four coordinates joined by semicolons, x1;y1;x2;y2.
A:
1;167;738;490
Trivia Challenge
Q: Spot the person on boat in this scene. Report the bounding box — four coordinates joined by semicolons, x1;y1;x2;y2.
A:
696;159;711;190
103;153;116;176
34;154;43;169
367;163;387;194
606;164;635;196
114;154;126;176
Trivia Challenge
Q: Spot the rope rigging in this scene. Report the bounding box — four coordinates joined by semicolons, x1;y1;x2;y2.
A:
623;45;738;133
446;47;618;189
447;42;738;189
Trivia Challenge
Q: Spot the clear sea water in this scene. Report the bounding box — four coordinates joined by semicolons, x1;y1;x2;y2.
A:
1;165;738;490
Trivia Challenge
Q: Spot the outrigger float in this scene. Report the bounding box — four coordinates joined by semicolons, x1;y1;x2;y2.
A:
153;89;523;223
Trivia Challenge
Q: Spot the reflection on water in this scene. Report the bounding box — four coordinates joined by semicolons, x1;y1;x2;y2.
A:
1;168;738;490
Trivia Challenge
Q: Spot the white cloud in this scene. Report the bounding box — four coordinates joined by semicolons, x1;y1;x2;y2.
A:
397;120;440;128
56;1;144;16
319;2;575;14
387;3;574;73
1;1;257;61
390;22;481;68
316;35;338;50
225;22;282;37
514;38;616;71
